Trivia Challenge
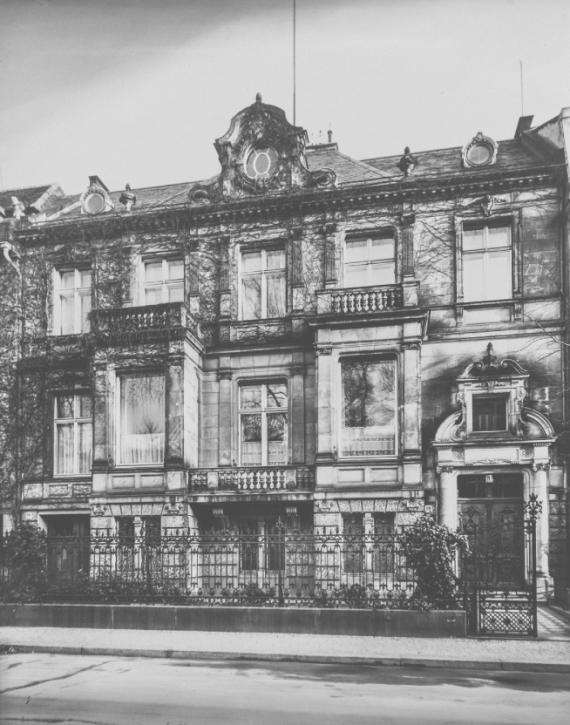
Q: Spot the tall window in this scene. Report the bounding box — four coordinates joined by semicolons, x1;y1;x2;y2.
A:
343;513;364;573
341;359;396;457
462;222;512;301
54;268;91;334
344;234;395;287
54;393;92;475
118;374;165;465
240;249;286;319
239;519;284;573
239;382;288;466
472;394;508;432
143;258;184;304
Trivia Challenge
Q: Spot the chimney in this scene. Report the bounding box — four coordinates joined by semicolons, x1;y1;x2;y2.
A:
514;115;533;139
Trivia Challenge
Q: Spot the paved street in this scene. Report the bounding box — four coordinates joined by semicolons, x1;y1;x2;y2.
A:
1;653;569;725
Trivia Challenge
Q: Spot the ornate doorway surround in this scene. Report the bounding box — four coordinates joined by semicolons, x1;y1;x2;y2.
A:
433;344;555;596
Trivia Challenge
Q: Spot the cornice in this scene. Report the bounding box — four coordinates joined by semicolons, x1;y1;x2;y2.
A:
16;164;563;246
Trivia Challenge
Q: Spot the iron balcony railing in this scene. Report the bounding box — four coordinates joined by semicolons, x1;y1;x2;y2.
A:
317;285;404;315
189;466;315;493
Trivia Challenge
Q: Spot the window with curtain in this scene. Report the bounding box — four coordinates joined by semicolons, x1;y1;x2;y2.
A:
240;249;286;319
341;359;396;457
462;222;512;301
118;374;165;465
54;268;91;335
239;382;288;466
54;393;92;475
344;235;395;287
143;258;184;304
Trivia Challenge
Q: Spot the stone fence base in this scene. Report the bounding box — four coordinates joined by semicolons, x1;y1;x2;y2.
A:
0;604;466;637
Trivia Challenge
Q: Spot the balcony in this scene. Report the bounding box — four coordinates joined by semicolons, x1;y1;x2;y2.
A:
91;302;195;344
317;284;407;316
189;466;315;493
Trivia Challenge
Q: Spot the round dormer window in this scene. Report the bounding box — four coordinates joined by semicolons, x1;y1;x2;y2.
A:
466;142;493;166
463;132;498;168
244;147;278;180
83;191;106;215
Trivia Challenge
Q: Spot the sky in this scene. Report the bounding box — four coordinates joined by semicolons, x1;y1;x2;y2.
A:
1;0;569;195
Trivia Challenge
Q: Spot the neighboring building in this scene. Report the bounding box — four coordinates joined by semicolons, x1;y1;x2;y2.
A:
1;97;569;602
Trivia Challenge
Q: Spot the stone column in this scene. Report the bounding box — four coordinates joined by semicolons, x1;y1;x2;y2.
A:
402;342;421;457
165;362;184;467
322;222;337;288
315;345;334;459
531;463;550;579
218;368;232;466
400;212;415;278
290;363;305;464
438;466;458;531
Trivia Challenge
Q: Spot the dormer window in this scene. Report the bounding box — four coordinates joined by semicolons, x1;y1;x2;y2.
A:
472;394;508;432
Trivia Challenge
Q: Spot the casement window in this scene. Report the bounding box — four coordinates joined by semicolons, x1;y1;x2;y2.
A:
343;513;396;574
118;374;165;465
343;513;365;573
462;222;512;301
472;394;508;432
142;258;184;304
344;234;395;287
116;516;161;579
240;249;286;319
239;382;288;466
54;393;93;475
54;268;91;334
340;359;397;457
239;519;284;572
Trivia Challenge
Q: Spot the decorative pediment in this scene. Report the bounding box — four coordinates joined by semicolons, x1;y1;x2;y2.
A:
193;94;336;202
458;343;529;381
434;343;555;445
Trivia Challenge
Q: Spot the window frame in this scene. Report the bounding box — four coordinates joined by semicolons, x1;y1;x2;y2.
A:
239;246;287;320
471;393;509;433
53;392;93;476
337;356;398;459
53;267;92;335
457;217;517;304
343;231;396;288
115;372;166;467
140;257;184;305
238;379;289;467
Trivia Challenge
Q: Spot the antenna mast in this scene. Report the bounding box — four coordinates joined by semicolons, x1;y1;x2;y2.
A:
293;0;297;125
519;60;524;116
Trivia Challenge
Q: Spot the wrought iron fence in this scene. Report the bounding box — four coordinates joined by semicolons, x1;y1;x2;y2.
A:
1;528;418;608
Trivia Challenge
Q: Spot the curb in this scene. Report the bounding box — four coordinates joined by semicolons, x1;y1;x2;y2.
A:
2;643;570;674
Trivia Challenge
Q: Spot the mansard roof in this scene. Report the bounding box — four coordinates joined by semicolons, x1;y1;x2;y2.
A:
362;138;563;181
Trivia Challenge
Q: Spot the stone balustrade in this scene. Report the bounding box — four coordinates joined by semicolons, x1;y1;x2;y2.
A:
91;302;188;333
317;285;404;315
189;466;315;492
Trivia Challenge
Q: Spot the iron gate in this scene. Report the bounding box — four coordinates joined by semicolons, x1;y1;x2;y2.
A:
459;495;540;637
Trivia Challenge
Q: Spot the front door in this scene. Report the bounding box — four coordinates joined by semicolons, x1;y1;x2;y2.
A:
45;515;90;586
458;474;524;587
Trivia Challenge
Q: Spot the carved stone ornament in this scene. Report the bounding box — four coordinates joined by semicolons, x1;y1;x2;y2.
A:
462;132;498;168
80;175;114;215
91;503;108;517
434;343;556;445
194;94;337;201
397;147;418;177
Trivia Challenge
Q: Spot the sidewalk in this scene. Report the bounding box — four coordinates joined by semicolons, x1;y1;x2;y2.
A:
1;624;569;673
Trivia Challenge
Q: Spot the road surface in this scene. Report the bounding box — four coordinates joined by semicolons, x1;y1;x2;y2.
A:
1;652;569;724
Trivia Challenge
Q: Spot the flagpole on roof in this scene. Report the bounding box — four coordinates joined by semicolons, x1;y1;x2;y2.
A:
293;0;297;125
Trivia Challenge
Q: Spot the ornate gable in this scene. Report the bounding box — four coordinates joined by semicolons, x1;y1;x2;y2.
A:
189;94;335;203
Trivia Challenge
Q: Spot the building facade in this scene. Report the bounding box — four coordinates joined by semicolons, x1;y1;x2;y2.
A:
1;97;569;601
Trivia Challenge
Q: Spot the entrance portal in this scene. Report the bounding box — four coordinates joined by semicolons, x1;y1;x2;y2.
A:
458;474;524;587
